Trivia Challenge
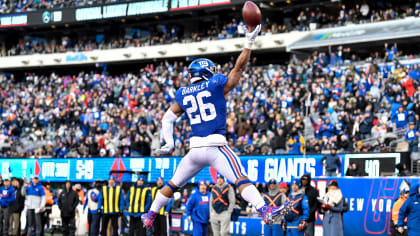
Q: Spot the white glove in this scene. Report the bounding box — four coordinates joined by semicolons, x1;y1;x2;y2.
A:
187;216;191;223
157;143;174;155
245;24;261;49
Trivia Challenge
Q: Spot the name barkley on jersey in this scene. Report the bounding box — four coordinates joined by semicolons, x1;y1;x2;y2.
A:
181;81;210;95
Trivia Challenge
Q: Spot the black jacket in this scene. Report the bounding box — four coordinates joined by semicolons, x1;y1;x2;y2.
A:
301;174;319;222
10;186;25;213
271;133;286;150
58;188;79;217
346;167;367;176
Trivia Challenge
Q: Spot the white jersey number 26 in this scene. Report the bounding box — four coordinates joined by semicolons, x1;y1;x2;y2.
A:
183;91;217;125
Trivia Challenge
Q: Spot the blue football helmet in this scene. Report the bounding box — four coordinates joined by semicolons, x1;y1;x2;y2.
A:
188;58;217;83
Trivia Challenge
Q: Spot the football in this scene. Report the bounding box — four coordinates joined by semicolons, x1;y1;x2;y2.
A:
242;1;261;28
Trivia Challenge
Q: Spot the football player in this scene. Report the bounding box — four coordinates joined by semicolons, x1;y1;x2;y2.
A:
142;24;291;229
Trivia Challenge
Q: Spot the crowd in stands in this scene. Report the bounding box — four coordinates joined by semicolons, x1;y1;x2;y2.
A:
0;40;419;158
2;1;420;56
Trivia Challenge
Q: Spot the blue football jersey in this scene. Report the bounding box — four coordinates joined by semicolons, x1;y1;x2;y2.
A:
175;74;228;137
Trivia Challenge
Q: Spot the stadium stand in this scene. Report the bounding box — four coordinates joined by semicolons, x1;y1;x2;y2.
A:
0;45;419;158
0;1;418;56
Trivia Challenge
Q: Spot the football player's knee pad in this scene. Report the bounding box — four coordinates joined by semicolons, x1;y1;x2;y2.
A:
236;179;252;188
166;183;179;193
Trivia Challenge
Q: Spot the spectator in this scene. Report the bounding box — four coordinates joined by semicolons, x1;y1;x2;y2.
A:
300;174;319;236
262;179;286;236
321;147;341;176
392;106;410;130
359;112;374;139
345;162;366;176
180;189;189;210
9;177;24;236
58;180;79;236
0;177;15;236
271;128;286;154
397;183;420;236
84;181;101;236
284;179;309;236
396;163;411;176
320;181;344;236
186;180;210;236
22;175;45;236
279;182;289;195
385;43;398;62
405;122;419;152
210;174;235;236
297;11;308;31
391;183;410;236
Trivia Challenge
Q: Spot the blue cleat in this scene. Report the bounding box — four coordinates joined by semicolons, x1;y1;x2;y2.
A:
141;211;157;229
272;201;293;218
258;201;293;226
258;205;274;225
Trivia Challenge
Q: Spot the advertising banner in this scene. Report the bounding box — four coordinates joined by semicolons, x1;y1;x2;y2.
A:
0;153;399;182
288;17;420;50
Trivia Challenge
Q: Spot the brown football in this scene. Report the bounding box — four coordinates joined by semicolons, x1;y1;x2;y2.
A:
242;1;261;28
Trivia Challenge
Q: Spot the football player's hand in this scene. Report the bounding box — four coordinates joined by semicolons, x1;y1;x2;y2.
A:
245;24;261;49
158;143;174;155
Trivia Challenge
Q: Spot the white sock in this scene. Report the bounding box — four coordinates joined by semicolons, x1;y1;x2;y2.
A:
241;185;266;210
150;192;172;213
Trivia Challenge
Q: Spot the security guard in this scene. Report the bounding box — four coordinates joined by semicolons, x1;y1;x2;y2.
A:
263;179;286;236
97;176;124;236
210;174;235;236
151;177;172;236
126;175;151;236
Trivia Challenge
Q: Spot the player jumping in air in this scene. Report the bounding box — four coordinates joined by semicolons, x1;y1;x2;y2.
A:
142;25;292;229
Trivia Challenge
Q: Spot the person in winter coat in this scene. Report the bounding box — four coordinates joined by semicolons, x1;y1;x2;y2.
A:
9;178;24;236
398;183;420;236
391;183;410;236
284;179;309;236
186;180;210;236
210;175;235;236
271;128;287;154
321;147;341;176
345;162;367;177
359;111;373;139
58;180;80;236
0;177;15;236
320;181;344;236
300;174;319;236
22;175;45;236
262;179;287;236
83;181;101;236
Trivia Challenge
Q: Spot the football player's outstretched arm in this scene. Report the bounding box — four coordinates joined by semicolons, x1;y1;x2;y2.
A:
224;24;261;96
159;102;184;154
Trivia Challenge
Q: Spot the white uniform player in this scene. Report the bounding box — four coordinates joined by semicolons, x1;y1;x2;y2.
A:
142;24;292;229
